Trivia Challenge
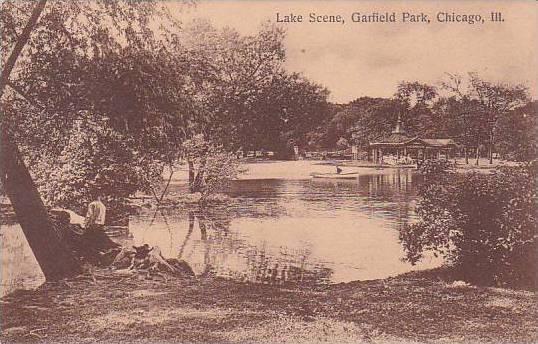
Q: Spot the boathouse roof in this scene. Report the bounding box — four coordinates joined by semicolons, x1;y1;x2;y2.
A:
369;115;457;148
370;135;457;148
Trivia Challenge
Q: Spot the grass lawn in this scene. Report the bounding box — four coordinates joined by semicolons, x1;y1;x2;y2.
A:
1;267;536;343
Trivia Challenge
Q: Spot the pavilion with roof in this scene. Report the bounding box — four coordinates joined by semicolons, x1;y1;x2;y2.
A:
368;115;457;164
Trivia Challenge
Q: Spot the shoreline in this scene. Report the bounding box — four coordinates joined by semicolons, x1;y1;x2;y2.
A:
162;159;514;184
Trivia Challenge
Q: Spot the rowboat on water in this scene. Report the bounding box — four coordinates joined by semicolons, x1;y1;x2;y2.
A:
311;172;359;179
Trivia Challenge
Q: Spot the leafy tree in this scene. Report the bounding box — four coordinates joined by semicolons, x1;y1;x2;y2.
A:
327;85;439;153
0;0;183;278
336;137;349;150
0;0;82;279
175;21;286;149
343;97;403;150
178;21;330;155
326;76;533;164
276;73;330;150
400;160;538;288
430;96;489;164
441;73;530;163
395;81;438;136
303;103;343;149
2;0;193;206
496;101;538;161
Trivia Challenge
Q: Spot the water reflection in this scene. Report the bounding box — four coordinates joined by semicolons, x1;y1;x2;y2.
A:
129;168;438;285
1;168;441;295
130;208;334;286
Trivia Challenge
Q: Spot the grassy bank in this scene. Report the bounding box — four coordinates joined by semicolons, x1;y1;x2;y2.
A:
1;267;536;343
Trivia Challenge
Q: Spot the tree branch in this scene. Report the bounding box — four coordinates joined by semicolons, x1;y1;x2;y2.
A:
6;81;45;110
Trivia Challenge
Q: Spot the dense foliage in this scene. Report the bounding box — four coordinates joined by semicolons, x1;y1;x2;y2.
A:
496;101;538;161
181;135;242;198
33;120;162;215
400;160;538;288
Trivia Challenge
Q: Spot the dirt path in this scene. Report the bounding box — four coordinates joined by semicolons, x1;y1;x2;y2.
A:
1;268;537;343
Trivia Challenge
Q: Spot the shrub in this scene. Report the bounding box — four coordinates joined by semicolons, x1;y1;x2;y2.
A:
400;159;538;288
182;134;243;199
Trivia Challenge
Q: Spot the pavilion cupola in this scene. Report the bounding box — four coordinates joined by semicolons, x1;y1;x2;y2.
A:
392;113;406;135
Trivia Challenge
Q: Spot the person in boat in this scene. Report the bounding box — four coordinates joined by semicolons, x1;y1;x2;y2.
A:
336;165;343;174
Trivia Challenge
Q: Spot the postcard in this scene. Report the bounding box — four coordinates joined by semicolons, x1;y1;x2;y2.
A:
1;1;536;343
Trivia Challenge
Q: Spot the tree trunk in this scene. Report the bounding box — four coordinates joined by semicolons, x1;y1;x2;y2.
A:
188;160;195;193
475;146;480;166
489;123;495;165
488;133;492;164
193;169;205;192
0;0;81;280
0;135;81;279
464;147;469;164
191;158;206;193
154;164;174;204
0;0;47;98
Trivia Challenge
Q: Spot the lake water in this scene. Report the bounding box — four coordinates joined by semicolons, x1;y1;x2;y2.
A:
0;222;46;297
1;165;442;296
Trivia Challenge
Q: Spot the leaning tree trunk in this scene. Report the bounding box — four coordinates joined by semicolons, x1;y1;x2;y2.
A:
0;135;82;279
0;0;81;280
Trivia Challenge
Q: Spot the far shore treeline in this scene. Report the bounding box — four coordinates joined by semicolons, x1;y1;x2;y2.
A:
1;1;536;211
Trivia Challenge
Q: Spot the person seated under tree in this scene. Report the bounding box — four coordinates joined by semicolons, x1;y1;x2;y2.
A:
80;194;118;263
84;194;106;231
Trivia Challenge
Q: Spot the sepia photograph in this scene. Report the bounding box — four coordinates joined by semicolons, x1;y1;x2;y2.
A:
0;0;537;343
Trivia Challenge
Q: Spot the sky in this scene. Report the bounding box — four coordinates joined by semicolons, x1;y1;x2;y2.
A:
173;0;537;103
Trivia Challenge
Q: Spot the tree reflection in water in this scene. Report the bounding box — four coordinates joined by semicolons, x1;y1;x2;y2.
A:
127;170;433;286
166;206;333;286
